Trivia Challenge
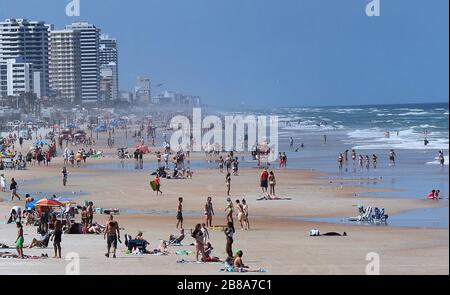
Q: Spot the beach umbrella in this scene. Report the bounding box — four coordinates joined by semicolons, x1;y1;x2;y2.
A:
25;199;38;210
34;199;63;207
52;124;60;128
34;140;48;146
66;123;77;129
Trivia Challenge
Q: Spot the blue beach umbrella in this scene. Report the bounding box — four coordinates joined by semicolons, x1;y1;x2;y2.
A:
34;140;48;146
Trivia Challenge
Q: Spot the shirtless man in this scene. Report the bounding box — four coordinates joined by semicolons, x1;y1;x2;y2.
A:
104;215;121;258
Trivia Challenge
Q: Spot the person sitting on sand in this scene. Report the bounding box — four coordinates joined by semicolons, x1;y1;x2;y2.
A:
427;190;437;200
202;242;221;262
233;250;261;272
88;222;105;234
27;232;51;248
169;229;185;245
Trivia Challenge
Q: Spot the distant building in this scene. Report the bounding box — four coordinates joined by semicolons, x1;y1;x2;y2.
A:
135;77;151;104
119;90;133;103
152;90;201;106
99;35;119;100
0;18;50;97
100;64;113;101
49;29;82;103
65;22;101;103
0;57;40;98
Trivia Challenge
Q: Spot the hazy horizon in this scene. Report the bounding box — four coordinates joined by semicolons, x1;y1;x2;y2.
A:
1;0;448;108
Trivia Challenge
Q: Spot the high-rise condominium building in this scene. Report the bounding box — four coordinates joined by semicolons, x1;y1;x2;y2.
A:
49;29;81;104
65;22;100;103
0;18;50;97
135;77;151;104
0;57;39;98
99;35;119;100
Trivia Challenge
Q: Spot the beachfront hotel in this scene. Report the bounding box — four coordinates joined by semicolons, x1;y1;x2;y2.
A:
0;57;40;98
65;22;101;103
0;18;50;97
99;35;119;101
49;29;82;104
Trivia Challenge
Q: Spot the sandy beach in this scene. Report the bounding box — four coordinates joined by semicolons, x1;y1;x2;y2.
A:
0;134;448;275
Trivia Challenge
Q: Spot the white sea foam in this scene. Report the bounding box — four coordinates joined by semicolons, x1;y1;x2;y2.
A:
426;155;449;166
398;112;430;116
346;128;449;151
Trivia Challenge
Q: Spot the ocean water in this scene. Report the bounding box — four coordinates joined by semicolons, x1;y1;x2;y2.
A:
236;102;449;228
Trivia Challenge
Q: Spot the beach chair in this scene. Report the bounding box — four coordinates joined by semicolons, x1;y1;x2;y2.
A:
358;206;373;222
124;234;149;252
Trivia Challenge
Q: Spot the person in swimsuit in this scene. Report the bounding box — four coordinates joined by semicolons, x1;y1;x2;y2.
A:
154;174;162;195
204;197;214;227
218;156;224;173
225;197;234;223
242;199;250;230
225;173;231;196
104;215;121;258
372;154;378;169
260;169;269;193
235;200;246;230
51;220;62;258
176;197;183;229
338;154;344;171
224;221;235;258
62;167;68;186
268;171;276;196
427;190;437;200
190;224;205;262
438;150;445;167
15;222;24;259
389;149;397;166
10;178;20;201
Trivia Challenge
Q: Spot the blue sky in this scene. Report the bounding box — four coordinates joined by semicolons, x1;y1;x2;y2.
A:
0;0;448;107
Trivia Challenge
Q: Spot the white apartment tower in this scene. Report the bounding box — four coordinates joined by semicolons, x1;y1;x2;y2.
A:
0;18;50;97
99;35;119;100
65;22;100;103
49;30;82;103
0;57;38;98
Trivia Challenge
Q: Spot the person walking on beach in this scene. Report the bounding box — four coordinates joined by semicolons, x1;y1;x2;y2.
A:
242;199;250;230
372;154;378;169
389;149;397;166
154;174;162;195
0;174;6;192
268;171;276;196
218;156;224;173
260;169;269;194
225;173;231;196
191;224;205;262
323;134;327;144
225;197;234;223
358;155;364;170
224;221;235;258
15;222;24;259
204;197;214;227
438;150;445;167
104;215;121;258
51;220;62;258
235;200;247;230
10;178;20;201
61;167;68;186
338;153;344;171
290;137;294;149
176;197;183;229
